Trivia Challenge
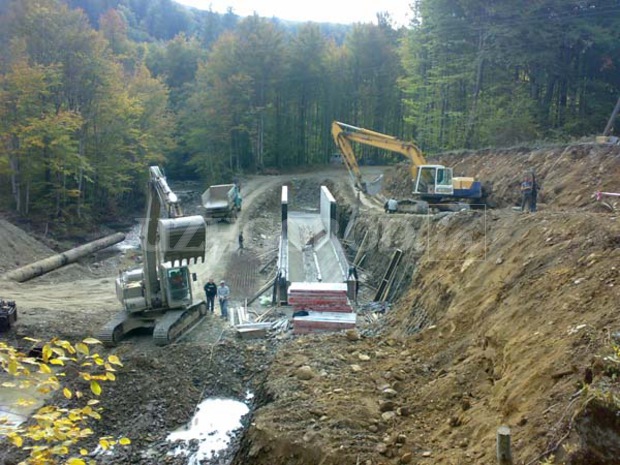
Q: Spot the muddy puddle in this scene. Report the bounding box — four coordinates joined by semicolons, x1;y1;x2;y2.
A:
165;393;253;464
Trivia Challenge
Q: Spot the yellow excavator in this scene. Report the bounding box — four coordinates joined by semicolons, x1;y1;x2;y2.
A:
99;166;208;346
331;121;486;207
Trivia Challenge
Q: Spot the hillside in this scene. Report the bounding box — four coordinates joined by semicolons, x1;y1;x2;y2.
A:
234;143;620;465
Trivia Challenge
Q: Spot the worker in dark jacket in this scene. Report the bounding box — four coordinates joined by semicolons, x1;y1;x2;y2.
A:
203;278;217;313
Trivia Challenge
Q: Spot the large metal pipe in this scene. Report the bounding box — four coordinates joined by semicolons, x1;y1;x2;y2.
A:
3;232;126;283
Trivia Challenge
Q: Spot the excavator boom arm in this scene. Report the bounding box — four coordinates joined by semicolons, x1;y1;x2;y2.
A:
331;121;427;184
331;122;366;191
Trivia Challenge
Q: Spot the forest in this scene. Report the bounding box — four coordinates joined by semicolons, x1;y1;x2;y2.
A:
0;0;619;225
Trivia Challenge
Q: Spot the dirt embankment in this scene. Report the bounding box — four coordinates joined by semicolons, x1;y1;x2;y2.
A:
384;143;620;211
235;144;620;465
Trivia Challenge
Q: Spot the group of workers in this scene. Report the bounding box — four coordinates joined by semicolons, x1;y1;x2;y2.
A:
203;277;230;319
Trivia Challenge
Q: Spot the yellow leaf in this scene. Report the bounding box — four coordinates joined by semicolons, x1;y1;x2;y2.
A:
50;358;65;366
119;437;131;445
23;337;40;342
82;338;101;345
107;355;123;366
76;343;89;356
90;381;102;396
55;340;71;349
76;391;83;399
9;434;23;447
81;373;92;381
80;449;89;455
39;363;52;374
99;438;110;450
87;399;100;406
67;459;86;465
106;372;116;381
8;359;18;375
1;382;16;387
16;398;34;407
51;347;65;357
42;345;52;362
63;388;72;399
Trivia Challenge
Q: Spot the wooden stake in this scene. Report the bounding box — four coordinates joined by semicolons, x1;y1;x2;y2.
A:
496;425;513;465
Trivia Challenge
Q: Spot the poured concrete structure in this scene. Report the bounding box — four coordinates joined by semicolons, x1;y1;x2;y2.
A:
275;186;357;333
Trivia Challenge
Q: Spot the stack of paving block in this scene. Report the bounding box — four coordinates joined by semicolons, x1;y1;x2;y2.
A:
289;282;356;334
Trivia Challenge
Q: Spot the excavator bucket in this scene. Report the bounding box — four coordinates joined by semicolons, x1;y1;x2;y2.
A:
365;175;384;196
158;216;206;265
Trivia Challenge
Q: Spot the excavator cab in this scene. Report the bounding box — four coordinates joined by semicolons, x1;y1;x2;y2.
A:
414;165;454;197
164;266;192;307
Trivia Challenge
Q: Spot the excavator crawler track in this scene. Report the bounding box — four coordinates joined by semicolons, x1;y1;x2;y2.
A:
153;301;207;346
99;302;207;347
98;312;134;347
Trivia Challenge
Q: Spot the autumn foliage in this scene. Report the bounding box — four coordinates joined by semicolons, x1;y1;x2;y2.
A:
0;338;129;465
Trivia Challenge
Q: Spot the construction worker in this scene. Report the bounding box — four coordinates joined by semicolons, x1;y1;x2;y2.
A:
203;277;217;313
385;198;398;214
217;280;230;319
520;173;534;212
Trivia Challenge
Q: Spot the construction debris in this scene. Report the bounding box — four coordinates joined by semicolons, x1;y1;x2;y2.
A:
236;323;272;340
288;282;356;334
0;299;17;332
293;311;356;334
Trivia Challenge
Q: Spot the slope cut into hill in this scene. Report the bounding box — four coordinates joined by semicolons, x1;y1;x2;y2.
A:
235;143;620;465
384;142;620;211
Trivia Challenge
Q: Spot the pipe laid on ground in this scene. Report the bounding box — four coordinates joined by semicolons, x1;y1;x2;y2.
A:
3;232;126;283
596;191;620;201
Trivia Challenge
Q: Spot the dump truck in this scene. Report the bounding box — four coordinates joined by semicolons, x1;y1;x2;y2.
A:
201;184;241;223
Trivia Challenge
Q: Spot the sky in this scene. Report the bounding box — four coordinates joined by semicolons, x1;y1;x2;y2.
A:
174;0;413;27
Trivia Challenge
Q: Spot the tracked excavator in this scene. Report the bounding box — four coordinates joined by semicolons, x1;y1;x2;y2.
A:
98;166;207;346
331;121;488;211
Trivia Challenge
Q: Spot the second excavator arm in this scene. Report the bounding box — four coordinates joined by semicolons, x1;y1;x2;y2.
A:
331;122;367;191
331;121;428;189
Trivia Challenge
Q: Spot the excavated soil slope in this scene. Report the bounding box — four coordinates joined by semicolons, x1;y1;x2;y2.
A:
235;144;620;465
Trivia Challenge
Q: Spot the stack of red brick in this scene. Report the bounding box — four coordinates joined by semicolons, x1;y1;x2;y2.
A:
289;282;356;334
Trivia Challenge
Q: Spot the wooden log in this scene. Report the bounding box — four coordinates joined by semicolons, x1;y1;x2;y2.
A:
353;231;368;266
247;276;277;305
374;249;403;301
496;425;513;465
3;232;126;283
